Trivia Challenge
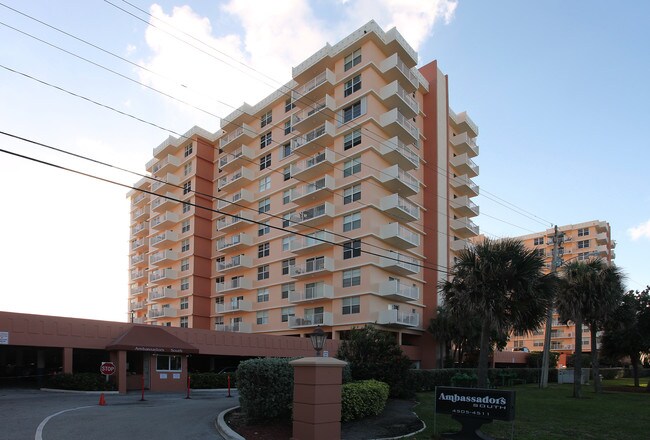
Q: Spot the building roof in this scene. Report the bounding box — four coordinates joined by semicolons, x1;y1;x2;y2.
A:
106;325;199;354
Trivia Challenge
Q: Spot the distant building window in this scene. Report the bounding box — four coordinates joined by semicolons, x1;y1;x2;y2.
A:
343;157;361;177
342;101;362;123
533;237;544;246
182;202;191;213
180;258;190;271
282;258;295;275
285;98;295;113
281;142;293;159
180;277;190;291
281;283;295;299
257;288;269;303
258;221;270;236
343;212;361;232
260;132;272;148
156;355;181;371
260;153;272;170
342;297;360;315
258;197;271;214
344;129;361;150
577;240;590;249
184;143;193;157
259;176;271;192
344;75;361;97
256;311;269;325
343;184;361;204
261;110;272;128
181;220;191;233
281;307;295;322
284;120;292;135
343;269;361;287
258;242;270;258
577;228;590;237
258;265;269;280
183;181;192;195
343;240;361;259
344;49;361;71
183;162;192;176
180;297;189;310
181;239;190;252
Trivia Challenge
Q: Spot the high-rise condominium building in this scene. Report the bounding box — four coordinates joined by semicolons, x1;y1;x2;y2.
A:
505;220;616;364
127;21;480;368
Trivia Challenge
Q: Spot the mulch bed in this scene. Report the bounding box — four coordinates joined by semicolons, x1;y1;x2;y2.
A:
225;409;292;440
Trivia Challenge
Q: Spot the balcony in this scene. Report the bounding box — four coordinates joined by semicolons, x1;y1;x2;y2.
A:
379;108;419;144
378;280;420;301
450;154;479;178
130;192;148;207
450;217;480;238
380;194;420;222
380;223;420;249
150;211;179;230
131;206;149;222
379;80;419;118
450;196;480;218
291;68;336;102
216;233;253;252
449;110;479;138
216;300;253;314
131;238;146;252
379;253;420;275
290;175;335;204
130;269;145;281
129;301;145;311
148;287;178;301
130;285;144;296
450;133;479;158
379;165;419;195
288;312;333;329
217;166;255;191
131;222;148;237
450;175;479;197
594;245;609;256
217;255;253;272
216;189;254;210
148;268;178;283
149;307;178;318
219;123;257;152
216;322;252;333
130;253;146;266
289;283;334;304
150;173;180;193
380;137;419;170
215;277;253;293
292;95;336;132
450;238;469;252
290;257;334;278
377;309;419;328
150;192;177;212
595;232;608;244
380;53;419;92
290;149;336;180
291;121;336;154
150;231;179;248
288;202;335;229
289;231;334;254
132;317;146;324
149;154;181;174
216;210;253;231
219;145;255;171
149;250;179;266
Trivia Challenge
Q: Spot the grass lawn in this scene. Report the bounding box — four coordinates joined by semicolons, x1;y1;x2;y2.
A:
410;381;649;439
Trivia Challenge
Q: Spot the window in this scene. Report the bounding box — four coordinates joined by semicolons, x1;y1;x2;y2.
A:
184;162;192;176
533;237;544;246
343;212;361;232
283;166;291;181
284;120;292;135
258;221;270;236
577;240;590;249
256;311;269;325
260;132;272;148
283;190;291;204
281;283;295;299
342;297;360;315
282;258;295;275
181;238;190;252
281;142;293;159
259;176;271;192
281;306;295;323
344;75;361;97
344;49;361;71
282;235;295;251
343;240;361;259
283;212;294;228
343;269;361;287
344;129;361;150
577;252;591;261
180;258;190;271
181;220;190;233
343;184;361;204
343;157;361;177
182;202;191;213
183;181;192;195
180;277;190;291
258;265;269;280
257;288;269;303
261;110;272;128
258;197;271;214
184;143;193;157
285;98;295;112
180;297;189;310
156;355;181;371
260;153;272;170
342;101;362;123
578;228;590;237
535;248;545;257
258;242;270;258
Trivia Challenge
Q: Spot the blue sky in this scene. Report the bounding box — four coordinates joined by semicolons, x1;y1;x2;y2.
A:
0;0;648;322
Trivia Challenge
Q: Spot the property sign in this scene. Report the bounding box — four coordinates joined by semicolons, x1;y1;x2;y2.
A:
435;387;515;421
100;362;116;376
0;331;8;345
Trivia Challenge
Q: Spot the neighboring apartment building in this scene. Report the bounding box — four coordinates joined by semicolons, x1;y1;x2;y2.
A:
127;20;480;368
505;220;616;364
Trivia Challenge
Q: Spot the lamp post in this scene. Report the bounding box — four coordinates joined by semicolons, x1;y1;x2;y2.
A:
308;326;327;357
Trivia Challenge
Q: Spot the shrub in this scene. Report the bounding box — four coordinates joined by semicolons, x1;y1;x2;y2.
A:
451;372;478;387
526;351;560;368
45;373;116;391
599;368;624;380
190;372;236;389
236;358;294;422
341;380;389;422
405;368;558;392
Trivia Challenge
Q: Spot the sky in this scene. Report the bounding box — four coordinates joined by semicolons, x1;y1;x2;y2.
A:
0;0;648;322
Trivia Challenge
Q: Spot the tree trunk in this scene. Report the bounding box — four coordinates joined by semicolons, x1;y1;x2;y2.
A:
477;320;491;388
590;325;601;393
631;355;640;387
573;317;583;398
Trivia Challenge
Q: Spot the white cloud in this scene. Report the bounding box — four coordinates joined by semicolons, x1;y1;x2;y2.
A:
126;44;137;55
628;219;650;240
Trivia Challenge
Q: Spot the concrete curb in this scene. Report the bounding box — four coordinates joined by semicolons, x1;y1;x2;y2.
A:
215;406;245;440
40;388;119;395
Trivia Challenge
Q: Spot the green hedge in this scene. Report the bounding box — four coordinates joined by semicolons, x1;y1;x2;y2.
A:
236;358;295;422
190;372;237;389
341;380;389;422
406;368;558;392
599;368;624;380
45;373;116;391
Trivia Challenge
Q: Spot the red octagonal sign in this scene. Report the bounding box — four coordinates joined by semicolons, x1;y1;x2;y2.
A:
100;362;116;376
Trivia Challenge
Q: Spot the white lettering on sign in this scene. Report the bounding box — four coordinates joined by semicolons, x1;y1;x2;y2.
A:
438;393;507;406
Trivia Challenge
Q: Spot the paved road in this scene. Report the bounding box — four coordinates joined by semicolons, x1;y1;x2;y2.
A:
0;388;238;440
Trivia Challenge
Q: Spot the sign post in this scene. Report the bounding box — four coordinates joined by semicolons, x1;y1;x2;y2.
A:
100;362;116;383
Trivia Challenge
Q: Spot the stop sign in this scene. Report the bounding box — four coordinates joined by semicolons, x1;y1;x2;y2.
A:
100;362;116;375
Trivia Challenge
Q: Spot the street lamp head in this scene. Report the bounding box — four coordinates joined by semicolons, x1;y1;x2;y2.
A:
308;326;327;357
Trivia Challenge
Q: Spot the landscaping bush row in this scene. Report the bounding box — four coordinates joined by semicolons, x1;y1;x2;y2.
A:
189;372;237;389
45;373;116;391
341;380;389;422
406;368;559;392
236;358;295;422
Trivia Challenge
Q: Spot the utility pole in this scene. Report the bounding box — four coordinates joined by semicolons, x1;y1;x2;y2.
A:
540;225;564;388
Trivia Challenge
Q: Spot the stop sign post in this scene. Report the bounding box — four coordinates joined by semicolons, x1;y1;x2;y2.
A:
100;362;116;382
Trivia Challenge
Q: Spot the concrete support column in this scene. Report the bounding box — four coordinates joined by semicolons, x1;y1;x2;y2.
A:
114;351;127;395
62;347;73;374
290;357;347;440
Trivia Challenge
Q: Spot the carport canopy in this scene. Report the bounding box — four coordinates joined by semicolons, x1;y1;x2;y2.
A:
106;325;199;354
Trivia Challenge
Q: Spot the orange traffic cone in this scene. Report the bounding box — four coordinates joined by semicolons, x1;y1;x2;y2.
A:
98;393;106;406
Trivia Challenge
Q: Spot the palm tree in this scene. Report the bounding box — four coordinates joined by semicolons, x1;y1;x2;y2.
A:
440;237;555;387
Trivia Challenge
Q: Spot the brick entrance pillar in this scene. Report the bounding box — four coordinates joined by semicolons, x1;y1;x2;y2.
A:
290;357;347;440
